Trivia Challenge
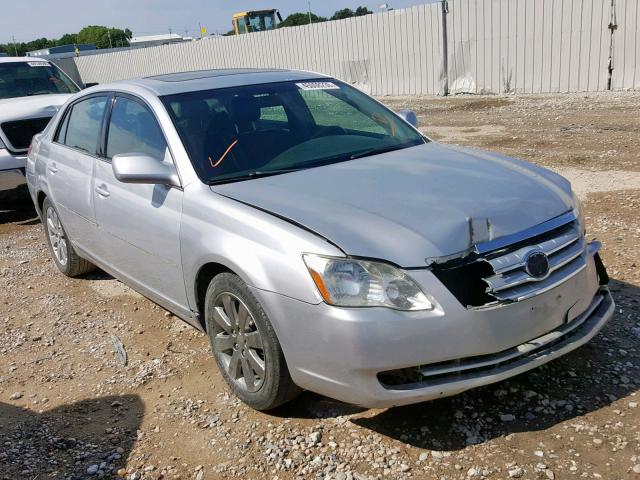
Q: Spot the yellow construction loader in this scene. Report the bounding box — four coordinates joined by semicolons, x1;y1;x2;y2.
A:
232;9;282;34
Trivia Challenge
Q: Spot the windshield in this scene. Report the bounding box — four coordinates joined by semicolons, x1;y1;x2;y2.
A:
247;12;276;31
162;79;425;184
0;61;79;100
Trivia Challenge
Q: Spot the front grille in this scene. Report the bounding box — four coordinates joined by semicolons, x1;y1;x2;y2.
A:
432;216;586;307
378;289;608;389
1;117;52;152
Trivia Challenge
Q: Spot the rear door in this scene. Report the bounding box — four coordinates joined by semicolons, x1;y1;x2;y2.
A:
47;94;110;252
93;94;188;312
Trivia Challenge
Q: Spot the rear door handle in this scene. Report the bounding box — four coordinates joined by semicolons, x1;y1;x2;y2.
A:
95;184;110;197
48;162;58;174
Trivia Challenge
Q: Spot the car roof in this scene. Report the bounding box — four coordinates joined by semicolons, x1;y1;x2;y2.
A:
94;68;330;97
0;56;51;64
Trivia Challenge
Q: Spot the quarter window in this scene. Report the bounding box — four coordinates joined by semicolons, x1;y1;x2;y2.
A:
60;96;108;154
106;96;168;161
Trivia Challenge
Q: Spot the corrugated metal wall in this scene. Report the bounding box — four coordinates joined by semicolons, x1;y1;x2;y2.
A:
446;0;613;93
613;0;640;90
69;0;638;95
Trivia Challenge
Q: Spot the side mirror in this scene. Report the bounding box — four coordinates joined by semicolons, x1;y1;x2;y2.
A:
397;109;419;128
83;82;99;89
112;153;180;187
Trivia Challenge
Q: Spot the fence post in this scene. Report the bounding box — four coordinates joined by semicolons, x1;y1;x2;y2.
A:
607;0;618;90
440;0;450;96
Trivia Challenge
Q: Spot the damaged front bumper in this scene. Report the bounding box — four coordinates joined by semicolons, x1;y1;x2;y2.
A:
253;234;614;408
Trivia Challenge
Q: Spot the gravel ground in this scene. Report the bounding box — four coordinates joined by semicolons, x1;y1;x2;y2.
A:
1;92;639;480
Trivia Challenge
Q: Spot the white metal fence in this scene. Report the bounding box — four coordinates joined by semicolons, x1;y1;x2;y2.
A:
64;0;639;95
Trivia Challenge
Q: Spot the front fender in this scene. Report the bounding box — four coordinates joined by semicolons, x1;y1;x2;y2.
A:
180;183;343;312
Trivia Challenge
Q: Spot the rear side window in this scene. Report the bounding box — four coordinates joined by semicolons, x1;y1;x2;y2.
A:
106;96;167;161
60;96;108;154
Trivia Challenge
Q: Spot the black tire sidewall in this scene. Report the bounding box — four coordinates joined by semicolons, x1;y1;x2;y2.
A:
204;273;292;410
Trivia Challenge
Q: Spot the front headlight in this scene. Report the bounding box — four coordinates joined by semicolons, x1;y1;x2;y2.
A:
303;254;433;311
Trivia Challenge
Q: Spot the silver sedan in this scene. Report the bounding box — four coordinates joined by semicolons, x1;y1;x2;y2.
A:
27;69;614;410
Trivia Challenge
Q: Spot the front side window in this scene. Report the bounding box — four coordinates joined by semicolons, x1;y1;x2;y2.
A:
235;18;247;34
162;79;425;184
0;61;79;100
106;96;167;161
60;96;108;155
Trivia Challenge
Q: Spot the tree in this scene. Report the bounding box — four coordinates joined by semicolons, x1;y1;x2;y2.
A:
278;12;327;28
355;6;373;16
77;25;131;49
331;8;355;20
330;6;373;20
0;25;131;56
57;33;79;46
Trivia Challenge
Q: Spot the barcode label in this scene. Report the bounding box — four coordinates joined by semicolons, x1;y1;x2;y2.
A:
296;82;340;90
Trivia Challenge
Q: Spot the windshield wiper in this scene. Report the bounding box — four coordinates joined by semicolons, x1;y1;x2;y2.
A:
209;168;302;185
348;142;421;160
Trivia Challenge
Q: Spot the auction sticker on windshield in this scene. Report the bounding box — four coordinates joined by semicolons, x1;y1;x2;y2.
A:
28;62;50;67
296;81;340;90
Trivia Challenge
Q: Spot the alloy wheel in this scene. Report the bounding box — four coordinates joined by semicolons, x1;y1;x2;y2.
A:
211;292;266;392
46;207;68;267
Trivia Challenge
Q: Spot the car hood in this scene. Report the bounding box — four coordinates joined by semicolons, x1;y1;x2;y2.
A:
0;94;71;123
212;142;574;267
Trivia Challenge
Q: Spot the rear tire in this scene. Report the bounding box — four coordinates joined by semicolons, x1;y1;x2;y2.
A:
42;197;94;277
204;273;300;410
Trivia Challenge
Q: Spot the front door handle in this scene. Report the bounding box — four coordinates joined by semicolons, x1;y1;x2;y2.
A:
48;162;58;174
95;184;110;197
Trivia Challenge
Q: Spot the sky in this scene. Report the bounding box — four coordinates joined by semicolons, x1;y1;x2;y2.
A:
1;0;434;43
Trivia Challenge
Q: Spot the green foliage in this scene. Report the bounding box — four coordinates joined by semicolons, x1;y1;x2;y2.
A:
278;12;327;28
278;6;372;27
0;25;131;56
331;6;373;20
355;6;373;16
331;8;354;20
77;26;132;48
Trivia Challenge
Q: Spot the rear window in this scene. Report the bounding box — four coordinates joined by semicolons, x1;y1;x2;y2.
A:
0;61;79;100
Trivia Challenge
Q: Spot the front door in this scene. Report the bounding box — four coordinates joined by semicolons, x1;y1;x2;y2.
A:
93;95;188;312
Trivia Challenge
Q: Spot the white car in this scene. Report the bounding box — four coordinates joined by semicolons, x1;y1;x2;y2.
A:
0;57;80;191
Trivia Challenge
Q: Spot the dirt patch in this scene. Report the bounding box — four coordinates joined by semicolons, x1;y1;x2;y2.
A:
427;124;506;142
88;275;143;299
552;168;640;200
385;91;640;172
441;97;514;111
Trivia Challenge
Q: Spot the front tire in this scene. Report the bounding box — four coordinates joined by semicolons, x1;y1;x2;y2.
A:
42;198;94;277
204;273;300;410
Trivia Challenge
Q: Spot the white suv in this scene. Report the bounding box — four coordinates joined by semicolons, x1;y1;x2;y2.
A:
0;57;80;191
